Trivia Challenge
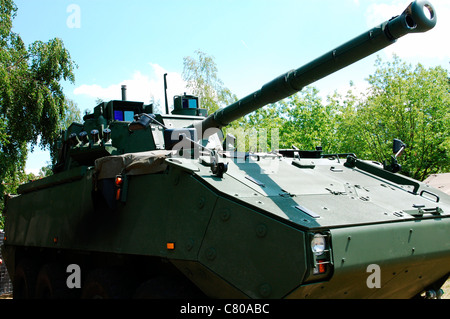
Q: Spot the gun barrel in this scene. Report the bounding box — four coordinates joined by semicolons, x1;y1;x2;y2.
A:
196;0;436;134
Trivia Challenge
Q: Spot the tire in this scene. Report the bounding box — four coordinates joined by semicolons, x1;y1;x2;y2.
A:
13;259;38;299
34;263;78;299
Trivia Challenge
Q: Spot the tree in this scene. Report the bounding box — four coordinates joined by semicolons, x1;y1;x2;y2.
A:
54;98;81;160
227;105;284;153
1;0;77;226
181;49;449;181
279;87;336;151
0;0;76;173
328;55;450;180
357;56;449;180
326;84;370;158
182;50;236;114
236;87;335;153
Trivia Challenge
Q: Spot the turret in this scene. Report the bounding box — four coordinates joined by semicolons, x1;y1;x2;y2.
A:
54;1;436;173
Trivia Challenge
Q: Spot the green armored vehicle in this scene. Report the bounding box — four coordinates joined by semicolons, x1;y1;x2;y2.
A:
2;1;449;299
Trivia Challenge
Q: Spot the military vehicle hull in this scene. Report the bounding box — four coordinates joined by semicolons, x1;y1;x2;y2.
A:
2;0;448;299
3;152;449;298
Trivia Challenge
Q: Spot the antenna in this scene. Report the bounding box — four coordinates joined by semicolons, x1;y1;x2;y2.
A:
121;85;127;101
164;73;169;114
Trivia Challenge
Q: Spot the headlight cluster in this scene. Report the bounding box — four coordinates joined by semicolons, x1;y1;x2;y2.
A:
309;232;332;278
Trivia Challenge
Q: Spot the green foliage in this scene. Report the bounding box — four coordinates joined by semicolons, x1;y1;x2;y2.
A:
226;55;449;181
182;50;236;114
0;0;77;226
325;85;363;156
279;87;336;150
355;56;450;180
0;0;76;171
236;87;337;153
317;55;449;181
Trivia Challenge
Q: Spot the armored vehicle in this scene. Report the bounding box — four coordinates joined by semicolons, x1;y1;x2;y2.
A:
2;1;449;299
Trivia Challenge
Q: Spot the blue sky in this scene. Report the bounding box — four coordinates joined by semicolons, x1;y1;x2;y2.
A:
11;0;449;174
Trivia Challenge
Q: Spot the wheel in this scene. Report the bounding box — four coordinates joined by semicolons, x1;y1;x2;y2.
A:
34;263;78;299
13;259;38;299
81;268;136;299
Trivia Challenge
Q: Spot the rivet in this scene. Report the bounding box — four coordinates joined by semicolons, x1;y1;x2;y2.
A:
198;197;205;209
221;209;231;221
256;224;267;238
206;247;216;261
186;239;194;251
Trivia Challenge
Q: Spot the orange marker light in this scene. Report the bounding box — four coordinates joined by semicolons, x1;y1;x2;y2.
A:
167;242;175;250
115;175;123;200
317;260;326;274
115;176;123;186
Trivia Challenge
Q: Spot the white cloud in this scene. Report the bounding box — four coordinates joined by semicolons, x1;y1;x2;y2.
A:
73;63;189;111
365;0;450;60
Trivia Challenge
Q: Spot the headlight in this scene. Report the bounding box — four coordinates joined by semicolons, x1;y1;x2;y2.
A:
311;233;326;256
305;231;333;282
